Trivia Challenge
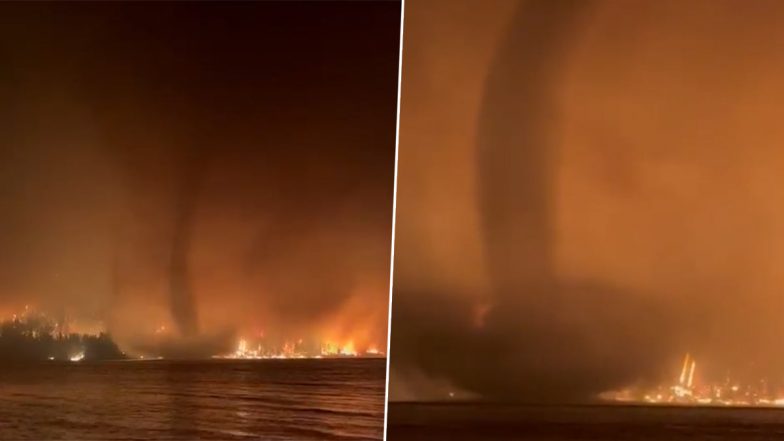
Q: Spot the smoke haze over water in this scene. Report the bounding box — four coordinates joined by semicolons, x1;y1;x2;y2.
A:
0;2;399;356
390;0;784;401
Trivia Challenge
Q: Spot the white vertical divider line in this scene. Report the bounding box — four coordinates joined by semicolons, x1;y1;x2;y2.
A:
383;0;405;439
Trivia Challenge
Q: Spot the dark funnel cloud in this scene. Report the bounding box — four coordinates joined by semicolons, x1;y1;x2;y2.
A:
470;0;672;401
169;146;208;338
392;0;665;402
391;0;784;402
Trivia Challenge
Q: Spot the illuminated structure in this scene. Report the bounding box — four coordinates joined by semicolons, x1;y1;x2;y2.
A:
604;353;784;407
670;353;697;399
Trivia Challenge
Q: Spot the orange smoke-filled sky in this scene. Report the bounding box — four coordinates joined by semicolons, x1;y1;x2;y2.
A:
0;2;400;353
391;0;784;401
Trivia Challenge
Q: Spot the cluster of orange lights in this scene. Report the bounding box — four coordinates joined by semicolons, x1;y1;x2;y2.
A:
216;337;384;360
148;323;384;360
604;353;784;407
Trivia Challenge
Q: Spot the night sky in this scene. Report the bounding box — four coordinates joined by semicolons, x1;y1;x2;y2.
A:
0;1;400;355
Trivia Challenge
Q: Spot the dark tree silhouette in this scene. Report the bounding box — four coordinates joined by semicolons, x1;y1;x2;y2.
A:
0;312;124;361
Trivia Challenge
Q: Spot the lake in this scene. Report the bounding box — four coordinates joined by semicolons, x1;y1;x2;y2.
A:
0;358;386;440
387;402;784;440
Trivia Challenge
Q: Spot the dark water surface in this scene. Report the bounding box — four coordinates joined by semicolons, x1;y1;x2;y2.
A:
0;358;385;440
388;402;784;440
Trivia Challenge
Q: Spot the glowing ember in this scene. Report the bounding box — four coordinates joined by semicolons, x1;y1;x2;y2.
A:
340;341;357;356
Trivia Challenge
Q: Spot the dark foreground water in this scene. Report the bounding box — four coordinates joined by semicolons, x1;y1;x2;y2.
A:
0;358;385;440
388;402;784;440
